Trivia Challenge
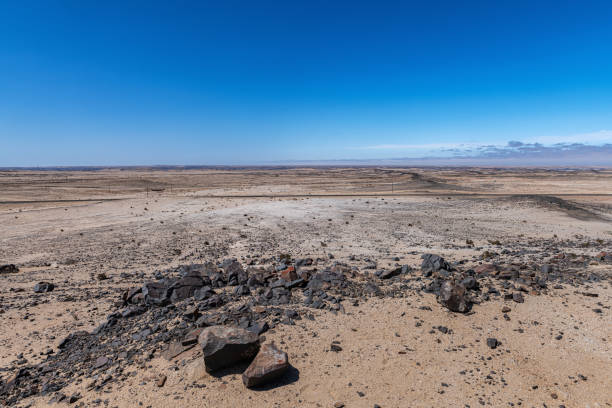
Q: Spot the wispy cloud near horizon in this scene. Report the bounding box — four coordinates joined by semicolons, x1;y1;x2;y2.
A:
355;142;480;150
341;130;612;165
354;130;612;155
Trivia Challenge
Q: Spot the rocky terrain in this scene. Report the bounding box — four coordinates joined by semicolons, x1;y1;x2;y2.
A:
0;167;610;407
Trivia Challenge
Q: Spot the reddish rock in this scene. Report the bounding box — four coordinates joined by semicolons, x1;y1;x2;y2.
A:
280;266;298;282
438;281;471;313
242;343;289;388
156;374;167;387
474;263;497;275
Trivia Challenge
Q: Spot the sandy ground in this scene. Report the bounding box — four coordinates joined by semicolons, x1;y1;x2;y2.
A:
0;167;610;408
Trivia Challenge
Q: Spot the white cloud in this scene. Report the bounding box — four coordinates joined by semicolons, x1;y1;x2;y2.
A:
353;130;612;151
523;129;612;145
356;142;481;150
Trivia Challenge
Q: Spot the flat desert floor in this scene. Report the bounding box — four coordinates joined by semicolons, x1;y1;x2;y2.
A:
0;167;611;408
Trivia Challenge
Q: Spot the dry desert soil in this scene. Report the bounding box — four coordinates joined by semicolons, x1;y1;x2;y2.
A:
0;167;611;408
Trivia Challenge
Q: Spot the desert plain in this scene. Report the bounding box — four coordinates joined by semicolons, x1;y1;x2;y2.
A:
0;167;610;408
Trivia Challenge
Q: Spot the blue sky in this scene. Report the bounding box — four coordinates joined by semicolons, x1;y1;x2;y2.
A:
1;1;612;166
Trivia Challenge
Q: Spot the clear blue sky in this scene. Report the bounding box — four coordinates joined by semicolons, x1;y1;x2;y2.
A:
1;1;612;166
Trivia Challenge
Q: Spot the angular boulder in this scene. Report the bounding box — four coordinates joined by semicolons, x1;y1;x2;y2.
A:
142;281;172;305
421;254;451;276
169;271;205;302
438;281;470;313
242;343;289;388
223;260;248;286
198;326;260;372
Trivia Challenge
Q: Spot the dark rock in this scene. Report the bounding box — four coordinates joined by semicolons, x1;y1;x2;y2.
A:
296;258;313;267
123;287;142;304
512;292;524;303
0;264;19;274
246;274;263;288
93;356;109;369
461;276;477;290
68;393;81;404
285;278;306;289
247;321;269;335
198;326;260;372
34;282;55;293
142;281;172;305
183;306;200;321
486;338;499;349
183;328;204;346
223;260;248;286
421;254;451;276
242;343;289;388
194;286;215;301
169;271;205;302
541;264;554;274
58;331;89;350
120;306;145;318
379;265;411;279
438;281;471;313
234;285;250;296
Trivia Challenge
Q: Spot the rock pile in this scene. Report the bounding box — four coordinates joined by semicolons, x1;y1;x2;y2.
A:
0;248;609;406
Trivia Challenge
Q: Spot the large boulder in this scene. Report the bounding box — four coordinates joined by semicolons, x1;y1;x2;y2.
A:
198;326;260;372
438;281;470;313
242;343;289;388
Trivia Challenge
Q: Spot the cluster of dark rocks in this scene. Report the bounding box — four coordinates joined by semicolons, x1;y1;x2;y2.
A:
418;252;610;314
0;264;19;275
0;257;383;405
0;249;609;406
198;325;289;387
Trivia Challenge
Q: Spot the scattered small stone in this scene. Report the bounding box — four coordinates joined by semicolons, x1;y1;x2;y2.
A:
34;282;55;293
486;338;499;349
156;374;167;387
